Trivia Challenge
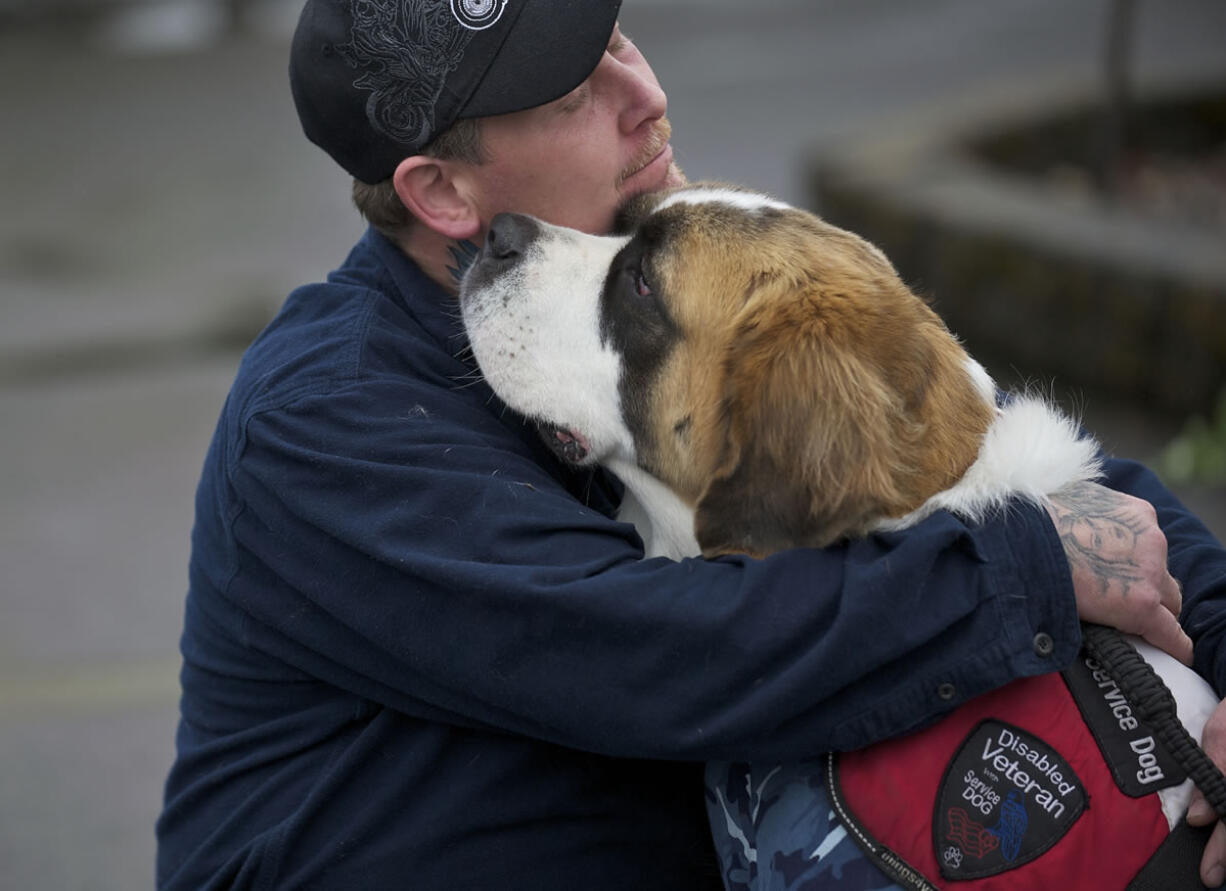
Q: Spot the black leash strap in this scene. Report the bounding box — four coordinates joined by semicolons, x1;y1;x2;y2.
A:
1081;623;1226;820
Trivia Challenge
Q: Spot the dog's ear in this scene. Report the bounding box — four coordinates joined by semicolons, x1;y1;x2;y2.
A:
693;306;903;556
692;282;989;557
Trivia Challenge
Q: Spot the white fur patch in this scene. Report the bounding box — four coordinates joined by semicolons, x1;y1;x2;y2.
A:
964;357;997;405
610;461;700;560
461;221;638;465
654;187;791;215
875;395;1103;531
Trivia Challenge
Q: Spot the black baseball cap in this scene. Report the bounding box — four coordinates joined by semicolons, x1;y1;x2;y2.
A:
290;0;623;183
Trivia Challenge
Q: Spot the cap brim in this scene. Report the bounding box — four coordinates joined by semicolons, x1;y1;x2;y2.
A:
459;0;623;119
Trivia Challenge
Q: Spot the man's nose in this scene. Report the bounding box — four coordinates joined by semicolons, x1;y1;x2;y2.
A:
604;54;668;134
484;213;540;262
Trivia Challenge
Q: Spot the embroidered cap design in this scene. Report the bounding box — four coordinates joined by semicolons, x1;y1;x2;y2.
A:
337;0;476;150
451;0;509;30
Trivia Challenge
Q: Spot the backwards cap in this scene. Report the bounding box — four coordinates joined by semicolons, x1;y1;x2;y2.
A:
290;0;623;183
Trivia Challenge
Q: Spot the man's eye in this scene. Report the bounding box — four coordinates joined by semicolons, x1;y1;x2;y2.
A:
608;24;632;55
556;83;589;113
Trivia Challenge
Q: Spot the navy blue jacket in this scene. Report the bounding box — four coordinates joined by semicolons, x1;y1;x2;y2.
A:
156;229;1226;889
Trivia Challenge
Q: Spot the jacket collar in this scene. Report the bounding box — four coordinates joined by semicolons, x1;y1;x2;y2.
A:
362;227;474;364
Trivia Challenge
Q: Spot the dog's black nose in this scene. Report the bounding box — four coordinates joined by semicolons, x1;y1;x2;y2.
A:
485;213;539;261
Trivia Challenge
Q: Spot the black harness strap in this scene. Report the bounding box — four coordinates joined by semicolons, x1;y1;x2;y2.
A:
1125;820;1214;890
1081;623;1226;820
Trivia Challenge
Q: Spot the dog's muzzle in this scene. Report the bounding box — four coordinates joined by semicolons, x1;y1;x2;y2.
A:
457;211;604;468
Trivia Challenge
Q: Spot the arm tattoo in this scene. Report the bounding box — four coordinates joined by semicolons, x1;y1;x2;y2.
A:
1050;481;1148;599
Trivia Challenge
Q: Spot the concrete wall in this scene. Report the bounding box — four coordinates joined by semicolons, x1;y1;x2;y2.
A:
810;91;1226;418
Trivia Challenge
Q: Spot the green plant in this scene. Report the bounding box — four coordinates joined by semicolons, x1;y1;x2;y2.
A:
1158;388;1226;486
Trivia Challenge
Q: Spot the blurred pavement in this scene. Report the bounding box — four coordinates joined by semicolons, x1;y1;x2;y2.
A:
1;1;1224;887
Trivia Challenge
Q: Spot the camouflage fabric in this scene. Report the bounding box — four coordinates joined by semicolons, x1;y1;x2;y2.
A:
705;760;903;891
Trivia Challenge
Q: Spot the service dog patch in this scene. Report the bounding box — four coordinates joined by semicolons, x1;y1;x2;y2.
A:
935;720;1086;880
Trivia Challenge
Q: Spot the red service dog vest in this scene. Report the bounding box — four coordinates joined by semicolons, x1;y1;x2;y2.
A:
827;648;1212;889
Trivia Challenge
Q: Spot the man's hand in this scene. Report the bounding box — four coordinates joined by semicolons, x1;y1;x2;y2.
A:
1045;481;1193;666
1188;699;1226;886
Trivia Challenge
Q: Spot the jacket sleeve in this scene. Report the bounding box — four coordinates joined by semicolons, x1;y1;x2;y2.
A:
1099;456;1226;695
218;371;1081;761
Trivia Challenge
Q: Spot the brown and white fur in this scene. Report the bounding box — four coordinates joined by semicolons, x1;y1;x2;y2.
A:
459;183;1219;831
460;183;1101;561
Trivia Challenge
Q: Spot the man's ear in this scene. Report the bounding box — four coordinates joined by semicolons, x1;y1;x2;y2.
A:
392;155;481;241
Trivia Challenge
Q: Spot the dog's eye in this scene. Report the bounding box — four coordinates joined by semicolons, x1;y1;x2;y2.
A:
634;268;652;298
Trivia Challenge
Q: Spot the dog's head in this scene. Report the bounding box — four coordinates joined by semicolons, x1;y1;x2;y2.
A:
460;184;996;556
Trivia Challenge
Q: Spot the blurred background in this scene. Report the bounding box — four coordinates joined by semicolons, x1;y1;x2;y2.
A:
1;0;1223;887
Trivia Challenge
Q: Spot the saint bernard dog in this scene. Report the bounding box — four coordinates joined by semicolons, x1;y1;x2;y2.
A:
460;182;1108;560
459;183;1224;886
